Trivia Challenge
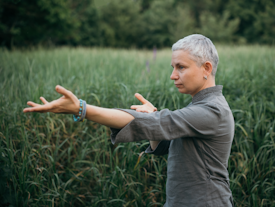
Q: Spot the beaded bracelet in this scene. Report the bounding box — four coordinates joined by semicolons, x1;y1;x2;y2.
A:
73;99;86;122
80;100;86;121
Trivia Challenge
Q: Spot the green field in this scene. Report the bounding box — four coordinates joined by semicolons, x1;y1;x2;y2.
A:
1;46;275;207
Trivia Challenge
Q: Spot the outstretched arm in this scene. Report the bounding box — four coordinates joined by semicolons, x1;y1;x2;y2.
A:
23;85;134;129
130;93;160;150
85;105;134;128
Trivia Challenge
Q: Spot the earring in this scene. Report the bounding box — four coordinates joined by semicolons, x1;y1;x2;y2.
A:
204;76;207;80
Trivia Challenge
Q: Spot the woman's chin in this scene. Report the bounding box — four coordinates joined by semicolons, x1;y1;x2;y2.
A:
177;88;187;94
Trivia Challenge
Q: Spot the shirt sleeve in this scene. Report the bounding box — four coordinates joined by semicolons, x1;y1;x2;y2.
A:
110;103;223;144
111;126;170;155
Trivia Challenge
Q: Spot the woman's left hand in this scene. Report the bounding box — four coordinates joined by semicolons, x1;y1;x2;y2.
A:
130;93;157;113
23;85;80;115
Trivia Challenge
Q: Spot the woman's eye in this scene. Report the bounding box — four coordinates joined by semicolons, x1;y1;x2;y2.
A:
179;66;184;69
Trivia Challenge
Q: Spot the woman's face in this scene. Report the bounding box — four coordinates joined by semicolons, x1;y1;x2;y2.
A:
170;50;207;97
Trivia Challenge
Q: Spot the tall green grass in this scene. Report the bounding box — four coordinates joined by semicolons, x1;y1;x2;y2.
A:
0;46;275;207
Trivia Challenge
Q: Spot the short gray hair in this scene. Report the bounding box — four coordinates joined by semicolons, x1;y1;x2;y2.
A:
172;34;219;76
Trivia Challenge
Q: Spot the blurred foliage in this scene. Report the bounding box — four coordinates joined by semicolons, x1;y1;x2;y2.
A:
0;0;274;47
1;46;275;206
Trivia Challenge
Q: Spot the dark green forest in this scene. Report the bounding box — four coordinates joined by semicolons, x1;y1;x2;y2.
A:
1;0;275;48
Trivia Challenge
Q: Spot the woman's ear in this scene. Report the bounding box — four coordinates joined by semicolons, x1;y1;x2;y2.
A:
203;61;213;76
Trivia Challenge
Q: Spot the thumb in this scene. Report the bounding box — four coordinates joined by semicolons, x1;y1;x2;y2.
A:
55;85;73;98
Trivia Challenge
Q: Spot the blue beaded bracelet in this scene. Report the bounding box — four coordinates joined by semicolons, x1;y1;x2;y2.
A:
73;99;86;122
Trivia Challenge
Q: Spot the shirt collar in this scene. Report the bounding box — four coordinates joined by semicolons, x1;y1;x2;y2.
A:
192;85;223;103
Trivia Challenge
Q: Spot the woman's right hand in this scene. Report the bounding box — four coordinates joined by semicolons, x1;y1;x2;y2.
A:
23;85;80;115
130;93;157;113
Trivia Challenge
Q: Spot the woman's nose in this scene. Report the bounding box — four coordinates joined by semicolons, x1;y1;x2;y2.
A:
170;69;179;80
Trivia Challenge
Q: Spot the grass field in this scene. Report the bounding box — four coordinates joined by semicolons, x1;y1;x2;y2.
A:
1;46;275;207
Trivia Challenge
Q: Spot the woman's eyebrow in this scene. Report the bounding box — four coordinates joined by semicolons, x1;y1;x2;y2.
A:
171;63;187;68
175;63;186;67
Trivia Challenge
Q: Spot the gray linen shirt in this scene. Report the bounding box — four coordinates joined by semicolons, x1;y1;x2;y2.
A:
110;85;234;207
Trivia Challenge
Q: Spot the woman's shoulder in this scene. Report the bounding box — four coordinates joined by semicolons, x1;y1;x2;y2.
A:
187;96;233;118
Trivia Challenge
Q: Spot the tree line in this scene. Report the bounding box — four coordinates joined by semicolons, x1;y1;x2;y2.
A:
0;0;274;48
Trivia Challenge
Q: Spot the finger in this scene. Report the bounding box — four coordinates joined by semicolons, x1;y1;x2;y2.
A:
131;105;142;109
135;93;147;104
23;107;40;113
23;108;31;113
27;101;42;107
40;97;49;104
23;106;36;113
23;104;52;113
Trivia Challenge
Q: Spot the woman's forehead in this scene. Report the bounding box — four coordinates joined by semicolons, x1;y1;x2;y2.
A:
171;50;195;65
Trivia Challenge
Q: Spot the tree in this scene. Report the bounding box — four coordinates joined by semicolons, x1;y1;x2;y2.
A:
0;0;78;47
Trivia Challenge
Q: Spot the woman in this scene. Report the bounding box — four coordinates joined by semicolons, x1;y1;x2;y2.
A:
24;34;234;207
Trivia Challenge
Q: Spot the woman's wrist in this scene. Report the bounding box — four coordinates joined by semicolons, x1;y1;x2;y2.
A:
73;99;80;115
73;99;87;122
